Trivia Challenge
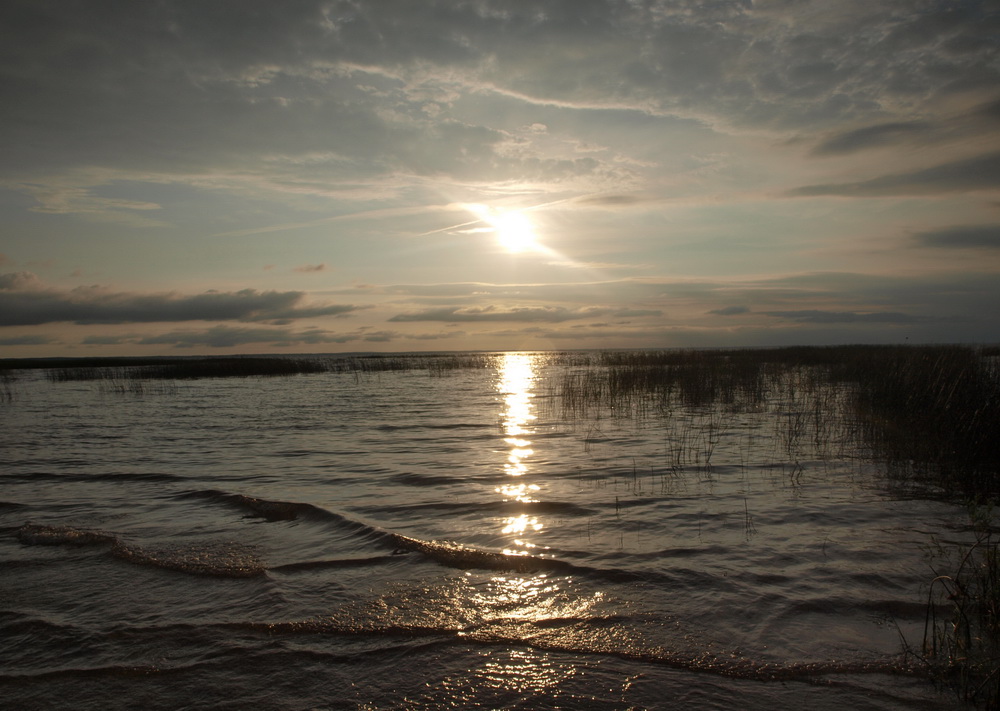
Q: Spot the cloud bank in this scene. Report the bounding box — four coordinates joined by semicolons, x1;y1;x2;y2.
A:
0;273;361;326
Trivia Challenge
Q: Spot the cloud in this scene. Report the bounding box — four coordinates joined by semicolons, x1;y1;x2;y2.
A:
575;194;646;207
709;305;750;315
135;326;398;349
811;121;932;156
0;334;57;346
0;273;361;326
547;260;651;271
5;0;998;198
612;308;662;318
0;271;46;291
389;305;612;323
761;310;921;324
293;263;327;272
81;335;136;345
912;225;1000;249
788;152;1000;197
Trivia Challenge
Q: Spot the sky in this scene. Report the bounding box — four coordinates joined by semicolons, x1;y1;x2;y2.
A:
1;0;999;356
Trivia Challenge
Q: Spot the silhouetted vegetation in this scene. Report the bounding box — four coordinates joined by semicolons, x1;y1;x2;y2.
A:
920;518;1000;709
551;343;1000;706
556;345;1000;497
0;352;504;380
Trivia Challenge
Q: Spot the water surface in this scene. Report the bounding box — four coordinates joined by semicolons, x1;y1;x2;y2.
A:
0;353;965;709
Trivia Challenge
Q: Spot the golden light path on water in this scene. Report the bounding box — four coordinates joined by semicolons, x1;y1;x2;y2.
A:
495;353;543;554
419;352;611;702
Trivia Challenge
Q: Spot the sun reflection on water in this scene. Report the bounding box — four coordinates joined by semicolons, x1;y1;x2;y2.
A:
495;353;544;551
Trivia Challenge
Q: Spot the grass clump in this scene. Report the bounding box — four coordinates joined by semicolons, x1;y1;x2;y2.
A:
831;345;1000;496
922;511;1000;708
554;343;1000;705
556;344;1000;496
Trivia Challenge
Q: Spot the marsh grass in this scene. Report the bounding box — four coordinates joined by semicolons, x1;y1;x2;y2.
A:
552;344;1000;706
921;519;1000;707
1;372;16;403
830;345;1000;496
554;345;1000;495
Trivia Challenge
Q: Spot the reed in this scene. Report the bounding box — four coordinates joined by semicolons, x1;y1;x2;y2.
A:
922;517;1000;708
0;372;15;403
553;343;1000;705
555;344;1000;496
4;353;500;382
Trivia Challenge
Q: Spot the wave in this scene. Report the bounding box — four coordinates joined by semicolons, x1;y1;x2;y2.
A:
183;490;705;583
16;523;265;578
387;471;467;487
358;499;595;517
0;664;161;682
269;555;403;573
14;491;702;585
197;490;651;579
178;490;384;542
2;471;184;484
82;616;925;685
373;423;492;431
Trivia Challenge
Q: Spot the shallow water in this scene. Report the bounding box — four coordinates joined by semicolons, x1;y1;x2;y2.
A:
0;353;968;709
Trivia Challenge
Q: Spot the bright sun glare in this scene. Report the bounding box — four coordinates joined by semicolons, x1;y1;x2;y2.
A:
463;204;541;254
493;211;538;253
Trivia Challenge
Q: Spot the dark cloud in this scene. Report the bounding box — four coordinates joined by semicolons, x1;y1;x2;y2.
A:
3;0;999;191
293;263;327;272
708;305;750;315
0;271;44;290
788;152;1000;197
575;194;646;206
135;325;396;349
0;334;57;346
612;308;662;318
0;273;361;326
811;121;932;156
81;335;134;345
762;310;920;324
979;97;1000;120
912;224;1000;249
389;305;611;323
0;0;619;188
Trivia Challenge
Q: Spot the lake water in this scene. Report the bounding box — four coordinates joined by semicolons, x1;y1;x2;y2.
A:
0;352;969;709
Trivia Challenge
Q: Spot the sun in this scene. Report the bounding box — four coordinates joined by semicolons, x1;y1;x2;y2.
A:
458;203;544;254
493;211;538;253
